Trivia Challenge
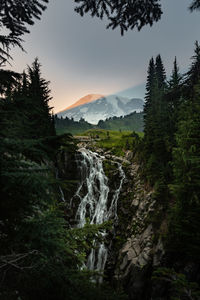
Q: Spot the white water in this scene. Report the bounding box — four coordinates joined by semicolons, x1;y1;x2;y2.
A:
72;148;125;281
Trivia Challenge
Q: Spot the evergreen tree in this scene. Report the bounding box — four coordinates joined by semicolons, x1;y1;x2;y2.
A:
27;58;55;138
168;57;182;89
155;54;166;90
142;55;170;184
0;69;21;94
166;57;183;148
168;81;200;260
168;43;200;261
143;57;156;126
143;57;157;181
185;41;200;92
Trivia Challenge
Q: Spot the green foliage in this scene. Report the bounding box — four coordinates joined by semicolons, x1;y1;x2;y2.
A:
55;111;144;135
55;115;93;135
80;129;142;157
168;82;200;260
142;54;172;185
152;268;200;300
140;42;200;295
98;112;144;132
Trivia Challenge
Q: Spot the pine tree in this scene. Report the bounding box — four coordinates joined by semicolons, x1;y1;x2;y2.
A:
27;58;55;138
143;57;157;181
143;55;170;184
169;81;200;260
185;41;200;94
166;57;183;149
169;57;182;89
143;57;156;128
168;43;200;261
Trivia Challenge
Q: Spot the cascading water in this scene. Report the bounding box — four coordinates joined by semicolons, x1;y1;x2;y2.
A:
71;148;125;281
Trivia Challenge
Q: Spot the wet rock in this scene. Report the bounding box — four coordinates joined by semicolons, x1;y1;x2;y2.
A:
125;150;134;161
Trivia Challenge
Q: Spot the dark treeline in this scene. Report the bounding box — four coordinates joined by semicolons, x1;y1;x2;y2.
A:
55;111;144;135
55;115;93;134
135;43;200;297
97;112;144;132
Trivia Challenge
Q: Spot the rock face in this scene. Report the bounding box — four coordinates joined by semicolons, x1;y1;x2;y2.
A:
109;161;165;300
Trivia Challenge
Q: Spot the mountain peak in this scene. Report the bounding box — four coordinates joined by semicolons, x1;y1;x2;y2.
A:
58;94;104;113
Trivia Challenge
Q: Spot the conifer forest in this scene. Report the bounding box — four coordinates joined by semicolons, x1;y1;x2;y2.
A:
1;1;200;299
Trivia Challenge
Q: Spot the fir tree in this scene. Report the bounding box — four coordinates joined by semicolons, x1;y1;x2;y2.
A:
169;57;182;89
143;55;170;184
27;58;55;138
155;54;166;89
143;57;157;181
143;57;156;125
169;81;200;260
166;57;183;148
168;43;200;261
186;41;200;92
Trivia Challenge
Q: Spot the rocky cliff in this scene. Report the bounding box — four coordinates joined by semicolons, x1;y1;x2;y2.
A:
112;160;165;299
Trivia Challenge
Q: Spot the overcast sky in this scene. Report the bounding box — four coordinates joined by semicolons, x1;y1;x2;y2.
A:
9;0;200;112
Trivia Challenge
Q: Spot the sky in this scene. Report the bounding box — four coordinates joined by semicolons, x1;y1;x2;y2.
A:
9;0;200;113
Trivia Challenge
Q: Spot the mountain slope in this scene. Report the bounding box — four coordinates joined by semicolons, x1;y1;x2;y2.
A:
57;95;144;124
58;94;104;112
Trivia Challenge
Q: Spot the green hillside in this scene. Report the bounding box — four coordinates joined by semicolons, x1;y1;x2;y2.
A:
55;112;144;135
78;129;143;156
97;112;144;132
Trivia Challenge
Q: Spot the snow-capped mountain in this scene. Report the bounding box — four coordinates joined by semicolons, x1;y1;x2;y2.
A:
59;94;104;112
57;95;144;125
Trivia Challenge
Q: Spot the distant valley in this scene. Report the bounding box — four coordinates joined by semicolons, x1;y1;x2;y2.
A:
55;111;144;135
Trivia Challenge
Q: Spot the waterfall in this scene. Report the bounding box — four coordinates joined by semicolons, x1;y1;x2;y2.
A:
107;163;125;220
75;149;109;228
71;148;125;281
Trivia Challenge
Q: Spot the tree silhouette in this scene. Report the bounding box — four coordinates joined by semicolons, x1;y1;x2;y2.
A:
0;0;49;65
74;0;200;34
